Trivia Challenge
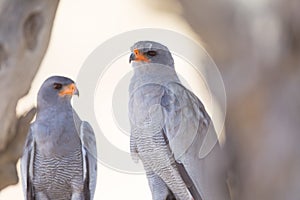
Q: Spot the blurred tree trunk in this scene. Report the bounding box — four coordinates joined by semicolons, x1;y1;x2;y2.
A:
0;0;59;190
150;0;300;199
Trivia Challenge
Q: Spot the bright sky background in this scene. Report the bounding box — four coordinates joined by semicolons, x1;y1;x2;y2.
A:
0;0;219;199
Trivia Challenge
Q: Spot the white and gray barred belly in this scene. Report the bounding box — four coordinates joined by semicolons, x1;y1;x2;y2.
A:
33;146;84;200
133;126;191;199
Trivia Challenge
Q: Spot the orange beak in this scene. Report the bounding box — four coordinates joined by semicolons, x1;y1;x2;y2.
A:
129;49;149;63
59;83;79;97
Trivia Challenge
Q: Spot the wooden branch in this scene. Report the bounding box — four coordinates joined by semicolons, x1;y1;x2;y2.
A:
0;0;59;190
0;108;36;190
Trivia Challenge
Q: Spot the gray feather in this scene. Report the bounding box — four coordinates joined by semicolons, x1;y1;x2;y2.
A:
161;83;230;200
79;121;97;199
21;127;35;200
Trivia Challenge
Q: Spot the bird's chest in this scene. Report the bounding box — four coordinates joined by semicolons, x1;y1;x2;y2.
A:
33;146;83;194
34;119;80;157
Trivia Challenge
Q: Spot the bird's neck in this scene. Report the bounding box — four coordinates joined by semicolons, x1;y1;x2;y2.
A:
132;62;175;73
36;102;72;120
130;63;180;91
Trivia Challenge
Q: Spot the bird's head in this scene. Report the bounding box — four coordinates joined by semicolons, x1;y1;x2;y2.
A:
129;41;174;68
37;76;79;108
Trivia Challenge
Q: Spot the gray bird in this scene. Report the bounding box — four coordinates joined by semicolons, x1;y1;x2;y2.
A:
129;41;230;200
21;76;97;200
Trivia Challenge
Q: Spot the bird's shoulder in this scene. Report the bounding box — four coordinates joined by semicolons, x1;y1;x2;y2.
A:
79;121;97;155
162;82;209;119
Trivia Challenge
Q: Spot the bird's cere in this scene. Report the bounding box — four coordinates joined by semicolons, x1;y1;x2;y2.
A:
59;83;79;96
130;48;149;63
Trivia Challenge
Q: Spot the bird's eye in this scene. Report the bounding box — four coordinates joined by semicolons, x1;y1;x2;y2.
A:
147;51;157;57
53;83;63;90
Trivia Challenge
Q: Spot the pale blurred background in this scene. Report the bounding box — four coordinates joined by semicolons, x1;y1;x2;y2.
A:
0;0;199;199
1;0;300;199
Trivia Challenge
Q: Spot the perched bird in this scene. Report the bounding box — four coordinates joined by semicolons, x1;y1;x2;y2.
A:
21;76;97;200
128;41;230;200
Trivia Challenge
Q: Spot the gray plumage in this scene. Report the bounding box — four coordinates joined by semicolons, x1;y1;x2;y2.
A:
129;41;230;200
21;76;97;200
